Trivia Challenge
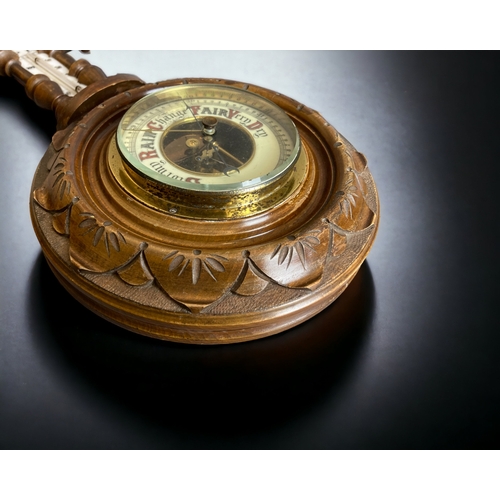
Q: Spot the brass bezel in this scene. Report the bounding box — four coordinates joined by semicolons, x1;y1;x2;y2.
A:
108;136;308;219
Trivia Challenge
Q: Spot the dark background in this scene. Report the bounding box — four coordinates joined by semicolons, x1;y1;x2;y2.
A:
0;51;499;450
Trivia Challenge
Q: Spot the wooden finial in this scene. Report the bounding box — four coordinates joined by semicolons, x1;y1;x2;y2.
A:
49;50;107;84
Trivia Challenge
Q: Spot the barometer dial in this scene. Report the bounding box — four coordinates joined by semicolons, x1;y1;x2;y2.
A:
116;84;301;192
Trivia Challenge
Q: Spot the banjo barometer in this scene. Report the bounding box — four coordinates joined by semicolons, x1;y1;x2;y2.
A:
0;50;379;344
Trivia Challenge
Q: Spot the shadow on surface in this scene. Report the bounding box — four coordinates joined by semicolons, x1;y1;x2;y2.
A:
0;78;57;140
28;253;375;441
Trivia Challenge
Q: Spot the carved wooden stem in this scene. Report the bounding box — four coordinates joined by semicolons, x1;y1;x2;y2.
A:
42;50;107;85
0;50;70;111
0;50;145;130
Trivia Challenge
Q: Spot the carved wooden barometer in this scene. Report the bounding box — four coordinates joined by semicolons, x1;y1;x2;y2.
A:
0;50;379;344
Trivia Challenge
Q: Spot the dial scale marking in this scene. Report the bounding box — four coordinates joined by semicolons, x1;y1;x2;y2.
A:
117;85;300;192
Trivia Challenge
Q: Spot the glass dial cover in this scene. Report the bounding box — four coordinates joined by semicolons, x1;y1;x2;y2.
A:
116;84;301;192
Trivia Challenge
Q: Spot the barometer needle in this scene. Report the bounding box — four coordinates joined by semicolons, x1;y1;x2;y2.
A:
213;143;243;167
178;95;236;175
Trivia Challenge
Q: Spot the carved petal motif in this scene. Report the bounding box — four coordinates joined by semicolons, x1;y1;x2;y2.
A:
259;230;324;289
33;161;75;217
68;208;137;274
148;249;237;311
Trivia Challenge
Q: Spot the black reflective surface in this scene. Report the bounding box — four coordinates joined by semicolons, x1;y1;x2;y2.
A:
1;51;499;449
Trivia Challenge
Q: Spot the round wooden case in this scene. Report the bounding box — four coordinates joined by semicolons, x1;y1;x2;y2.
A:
30;77;379;344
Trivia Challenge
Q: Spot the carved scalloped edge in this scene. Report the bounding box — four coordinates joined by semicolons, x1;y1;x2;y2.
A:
33;196;376;316
32;132;378;315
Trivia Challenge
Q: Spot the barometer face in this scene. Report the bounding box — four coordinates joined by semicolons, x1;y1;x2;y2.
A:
116;84;301;192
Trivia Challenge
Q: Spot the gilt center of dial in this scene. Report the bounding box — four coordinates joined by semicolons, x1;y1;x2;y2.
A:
116;85;300;193
161;117;255;176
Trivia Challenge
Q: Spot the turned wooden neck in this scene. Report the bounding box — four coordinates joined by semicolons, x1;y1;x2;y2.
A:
0;50;145;130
